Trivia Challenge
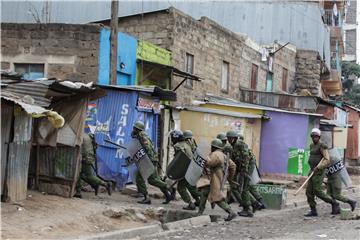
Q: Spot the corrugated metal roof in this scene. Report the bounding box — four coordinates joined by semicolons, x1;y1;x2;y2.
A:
180;106;263;119
1;93;50;115
200;93;323;117
344;103;360;113
4;81;52;107
1;77;106;107
99;84;176;101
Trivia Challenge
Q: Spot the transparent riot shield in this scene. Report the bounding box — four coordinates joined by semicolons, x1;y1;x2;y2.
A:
185;148;207;186
126;138;155;180
327;148;352;188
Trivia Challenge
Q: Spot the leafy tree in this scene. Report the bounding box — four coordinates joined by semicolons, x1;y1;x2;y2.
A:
341;61;360;107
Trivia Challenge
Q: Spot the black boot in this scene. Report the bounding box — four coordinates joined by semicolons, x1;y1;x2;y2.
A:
94;185;99;196
225;210;237;221
183;202;196;210
106;182;112;196
252;201;262;213
304;207;318;217
348;200;357;212
331;200;340;215
238;207;254;217
162;189;173;204
194;199;200;207
74;192;82;199
170;187;176;200
137;194;151;204
258;198;266;210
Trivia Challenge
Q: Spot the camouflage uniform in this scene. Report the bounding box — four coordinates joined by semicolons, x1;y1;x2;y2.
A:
231;139;252;212
327;173;350;203
186;139;197;152
223;143;233;156
224;143;243;204
247;150;262;201
174;141;201;205
76;134;106;195
306;142;333;208
135;131;168;196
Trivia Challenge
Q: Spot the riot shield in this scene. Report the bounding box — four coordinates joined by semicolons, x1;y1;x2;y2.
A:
166;150;192;180
326;148;352;188
185;148;207;186
126;138;155;180
249;165;261;185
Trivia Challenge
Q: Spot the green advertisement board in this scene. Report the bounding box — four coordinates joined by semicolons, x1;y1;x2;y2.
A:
254;184;287;210
287;148;310;176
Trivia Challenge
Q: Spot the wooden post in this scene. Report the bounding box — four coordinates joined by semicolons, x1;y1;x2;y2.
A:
35;145;40;189
110;0;119;85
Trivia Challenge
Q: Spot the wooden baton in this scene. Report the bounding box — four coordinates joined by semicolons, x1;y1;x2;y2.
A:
293;171;314;196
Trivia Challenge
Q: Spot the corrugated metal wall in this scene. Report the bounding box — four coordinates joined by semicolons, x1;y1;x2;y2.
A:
6;142;32;201
2;105;32;202
1;102;13;196
86;89;160;189
38;147;79;180
1;1;330;67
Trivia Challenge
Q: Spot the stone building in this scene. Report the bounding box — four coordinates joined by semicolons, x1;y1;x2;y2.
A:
1;23;101;83
96;7;297;106
343;0;357;62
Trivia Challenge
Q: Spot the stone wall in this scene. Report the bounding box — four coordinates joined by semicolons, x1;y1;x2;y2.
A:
1;23;102;83
294;50;321;96
346;0;357;25
345;29;356;56
115;7;297;105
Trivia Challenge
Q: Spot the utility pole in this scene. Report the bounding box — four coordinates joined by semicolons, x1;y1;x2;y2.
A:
110;0;119;85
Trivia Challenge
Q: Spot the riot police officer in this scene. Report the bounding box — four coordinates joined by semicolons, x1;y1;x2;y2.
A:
132;121;173;205
170;130;201;210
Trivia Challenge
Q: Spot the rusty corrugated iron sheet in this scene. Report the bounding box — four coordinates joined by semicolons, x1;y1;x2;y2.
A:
5;142;31;201
38;146;80;181
4;81;51;107
239;88;318;112
1;102;13;194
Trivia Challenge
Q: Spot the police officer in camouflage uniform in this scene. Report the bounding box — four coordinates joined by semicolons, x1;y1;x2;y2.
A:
75;133;112;198
132;121;173;205
183;130;197;152
246;146;266;211
327;170;357;213
170;130;201;210
304;128;340;217
217;133;242;205
227;130;253;217
197;139;237;221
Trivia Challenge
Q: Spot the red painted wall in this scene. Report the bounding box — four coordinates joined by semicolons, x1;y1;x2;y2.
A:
345;106;359;160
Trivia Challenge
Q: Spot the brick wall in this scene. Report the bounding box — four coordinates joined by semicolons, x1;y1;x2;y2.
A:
115;7;296;105
1;23;102;83
295;50;321;96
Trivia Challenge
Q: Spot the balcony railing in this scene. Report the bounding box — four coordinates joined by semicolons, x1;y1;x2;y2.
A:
324;9;342;26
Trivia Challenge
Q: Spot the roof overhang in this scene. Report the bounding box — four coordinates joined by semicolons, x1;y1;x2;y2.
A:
136;59;202;91
177;106;264;119
98;84;177;101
